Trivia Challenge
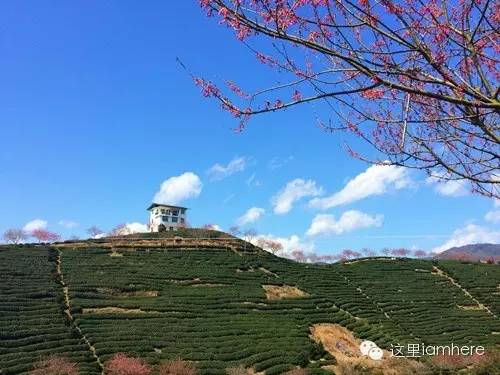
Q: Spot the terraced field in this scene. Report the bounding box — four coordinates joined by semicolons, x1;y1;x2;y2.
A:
0;240;499;374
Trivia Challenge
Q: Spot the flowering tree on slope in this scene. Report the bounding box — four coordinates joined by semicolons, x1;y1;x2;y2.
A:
31;229;61;243
2;228;28;244
197;0;499;198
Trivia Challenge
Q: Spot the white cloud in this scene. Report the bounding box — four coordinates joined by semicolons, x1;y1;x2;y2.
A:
237;207;265;225
268;156;294;170
306;210;383;236
113;222;149;235
246;173;262;187
309;164;410;209
23;219;48;232
272;179;323;214
203;224;222;231
485;209;500;223
58;220;78;229
153;172;202;205
426;176;468;197
433;224;500;253
207;156;249;181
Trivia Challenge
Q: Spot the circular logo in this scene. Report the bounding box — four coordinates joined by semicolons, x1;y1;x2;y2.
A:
360;340;384;361
368;346;384;360
359;340;377;356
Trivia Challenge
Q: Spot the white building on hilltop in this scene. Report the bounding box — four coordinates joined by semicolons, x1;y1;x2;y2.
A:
147;203;188;232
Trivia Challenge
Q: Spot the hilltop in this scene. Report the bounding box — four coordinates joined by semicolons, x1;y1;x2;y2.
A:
434;243;500;262
1;234;499;375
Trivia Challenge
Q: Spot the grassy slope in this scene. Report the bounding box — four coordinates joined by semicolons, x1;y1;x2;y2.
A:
0;245;499;374
0;248;99;375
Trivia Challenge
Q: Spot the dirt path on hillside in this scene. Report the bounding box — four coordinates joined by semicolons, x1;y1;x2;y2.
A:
432;266;498;319
54;249;105;373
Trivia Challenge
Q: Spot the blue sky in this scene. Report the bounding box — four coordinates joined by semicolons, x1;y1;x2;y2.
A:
0;1;498;255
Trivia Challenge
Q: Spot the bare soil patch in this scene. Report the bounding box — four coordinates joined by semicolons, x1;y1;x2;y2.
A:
262;284;309;300
109;251;123;257
167;278;201;284
457;304;483;310
190;283;225;287
96;288;158;297
310;324;428;374
82;307;149;314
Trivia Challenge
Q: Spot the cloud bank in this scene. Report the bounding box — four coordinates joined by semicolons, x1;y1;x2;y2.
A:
309;164;410;209
153;172;202;205
23;219;48;232
273;179;323;214
237;207;265;225
207;156;249;181
306;210;383;236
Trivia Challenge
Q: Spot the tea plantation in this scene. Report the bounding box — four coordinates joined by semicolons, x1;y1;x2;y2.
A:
0;241;499;374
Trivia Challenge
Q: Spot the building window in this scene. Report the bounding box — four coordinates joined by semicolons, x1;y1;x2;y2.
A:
180;209;186;214
172;217;178;223
162;216;169;222
172;210;179;216
161;209;166;214
169;226;174;231
180;218;185;223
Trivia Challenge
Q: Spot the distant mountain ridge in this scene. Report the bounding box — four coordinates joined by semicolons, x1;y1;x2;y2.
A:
435;243;500;261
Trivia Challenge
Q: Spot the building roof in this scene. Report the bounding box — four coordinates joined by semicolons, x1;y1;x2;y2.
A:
147;203;188;211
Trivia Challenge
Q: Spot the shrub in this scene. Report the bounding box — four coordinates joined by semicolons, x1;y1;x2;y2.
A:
157;360;197;375
104;353;151;375
29;356;80;375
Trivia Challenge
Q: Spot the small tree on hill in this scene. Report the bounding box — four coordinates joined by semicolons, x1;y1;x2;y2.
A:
2;228;28;244
257;238;283;254
87;226;104;239
31;229;61;243
110;224;127;236
243;229;257;243
413;249;428;258
391;248;410;257
29;356;79;375
228;225;241;237
340;249;362;260
291;249;307;263
104;353;151;375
